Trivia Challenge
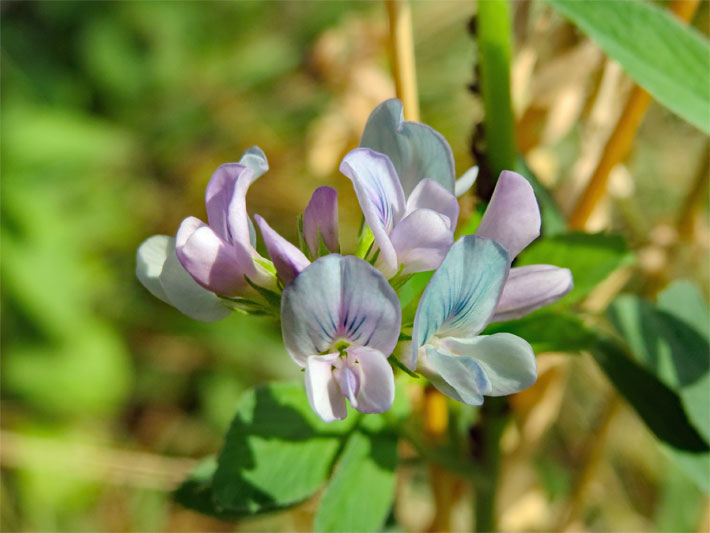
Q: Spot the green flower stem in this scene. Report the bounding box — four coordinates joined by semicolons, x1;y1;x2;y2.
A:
473;2;514;530
472;396;509;533
477;0;515;180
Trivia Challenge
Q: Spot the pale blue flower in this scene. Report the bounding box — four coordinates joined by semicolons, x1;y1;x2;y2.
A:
281;255;400;422
409;235;538;405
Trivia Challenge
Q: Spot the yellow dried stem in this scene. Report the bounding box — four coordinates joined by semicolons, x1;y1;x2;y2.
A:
386;0;420;121
568;0;701;231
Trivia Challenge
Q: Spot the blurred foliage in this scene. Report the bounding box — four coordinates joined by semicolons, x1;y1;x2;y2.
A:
1;1;708;532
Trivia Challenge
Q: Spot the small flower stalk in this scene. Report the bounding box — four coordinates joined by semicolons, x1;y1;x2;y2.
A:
136;98;573;422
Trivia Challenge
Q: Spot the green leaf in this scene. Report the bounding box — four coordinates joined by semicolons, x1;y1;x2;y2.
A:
314;428;397;533
589;336;708;453
608;284;710;444
174;457;240;521
213;383;356;515
484;310;595;354
516;232;634;304
546;0;710;133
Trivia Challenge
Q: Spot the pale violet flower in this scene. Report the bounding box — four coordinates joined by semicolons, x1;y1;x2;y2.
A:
340;148;459;278
409;235;538;405
360;98;478;198
475;170;573;321
135;147;276;321
175;147;275;297
281;255;400;422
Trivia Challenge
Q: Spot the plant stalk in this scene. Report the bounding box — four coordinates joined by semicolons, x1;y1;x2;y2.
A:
476;0;515;198
386;0;420;121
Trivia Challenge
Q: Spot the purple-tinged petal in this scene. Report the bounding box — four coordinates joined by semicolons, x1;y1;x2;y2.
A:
340;148;405;277
406;179;459;230
205;163;253;244
439;334;537;396
204;148;269;245
305;354;347;423
424;346;491;405
281;255;401;366
254;215;310;285
349;347;395;414
175;220;254;297
409;236;509;370
492;265;574;322
475;171;541;259
389;209;453;275
303;186;339;257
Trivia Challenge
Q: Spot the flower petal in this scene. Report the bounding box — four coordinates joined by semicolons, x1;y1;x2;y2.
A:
475;171;541;259
305;354;347;423
239;146;269;177
159;243;232;322
204;147;269;245
406;179;459;230
136;234;172;303
492;265;574;322
439;333;537;396
360;98;456;196
281;255;401;366
349;347;395;414
424;347;491;405
340;148;404;277
409;236;509;370
455;166;479;197
175;220;254;296
254;215;310;285
389;209;453;275
303;186;339;257
204;163;252;244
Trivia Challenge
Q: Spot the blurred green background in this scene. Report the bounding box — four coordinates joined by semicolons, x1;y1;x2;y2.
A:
1;1;708;531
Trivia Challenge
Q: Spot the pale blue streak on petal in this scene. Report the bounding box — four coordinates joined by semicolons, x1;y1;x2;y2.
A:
440;334;537;396
409;236;509;369
425;347;491;405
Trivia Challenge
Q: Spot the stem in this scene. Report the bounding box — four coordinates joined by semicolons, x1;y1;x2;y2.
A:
472;397;509;533
476;0;515;197
386;0;420;121
569;0;700;230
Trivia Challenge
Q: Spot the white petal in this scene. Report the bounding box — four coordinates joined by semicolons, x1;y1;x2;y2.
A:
350;347;395;414
136;235;172;303
455;166;479;197
305;354;347;423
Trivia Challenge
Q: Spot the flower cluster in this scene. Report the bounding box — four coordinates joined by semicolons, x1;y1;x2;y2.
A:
137;99;573;422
